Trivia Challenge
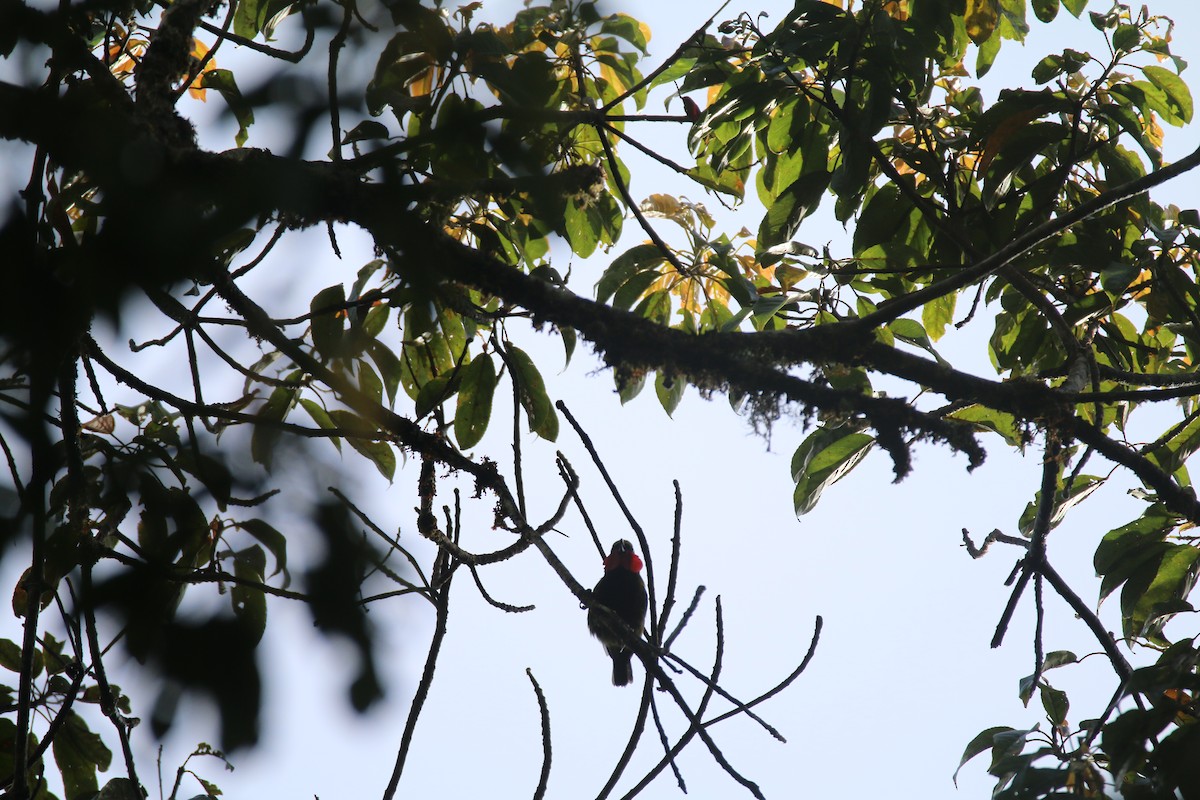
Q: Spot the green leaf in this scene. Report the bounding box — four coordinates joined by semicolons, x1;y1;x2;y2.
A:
52;711;112;800
0;638;24;672
965;0;1000;45
199;69;255;147
366;340;403;407
1144;413;1200;480
597;244;665;304
1017;474;1105;537
454;354;496;449
233;0;293;38
1124;543;1200;641
1095;509;1179;604
231;546;268;643
1040;683;1069;725
1143;65;1193;125
655;371;685;417
559;326;577;368
922;292;956;342
888;318;950;366
791;427;875;516
360;304;390;340
238;518;290;582
328;410;396;481
300;398;340;452
1031;0;1058;23
506;345;558;441
348;437;397;482
1017;652;1078;702
250;386;297;469
1112;24;1139;53
600;13;649;54
342;120;390;144
946;404;1024;448
954;726;1017;785
563;197;600;258
357;359;384;405
311;284;347;361
98;777;144;800
415;373;458;419
758;171;831;253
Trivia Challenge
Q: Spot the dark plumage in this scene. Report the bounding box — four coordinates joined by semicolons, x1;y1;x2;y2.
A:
587;539;648;686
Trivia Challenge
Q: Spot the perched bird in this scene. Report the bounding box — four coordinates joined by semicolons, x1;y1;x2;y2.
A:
681;96;701;122
588;539;648;686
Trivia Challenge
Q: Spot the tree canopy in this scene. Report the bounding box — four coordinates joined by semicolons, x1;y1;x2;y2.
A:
4;0;1200;797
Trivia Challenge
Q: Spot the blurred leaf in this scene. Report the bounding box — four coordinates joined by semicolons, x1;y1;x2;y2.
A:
231;547;268;644
250;386;297;470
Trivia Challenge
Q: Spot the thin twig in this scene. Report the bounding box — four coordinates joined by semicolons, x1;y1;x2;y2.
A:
381;532;454;800
664;586;706;650
991;435;1062;649
647;697;687;794
621;598;726;800
558;400;659;642
525;669;552;800
961;528;1030;558
658;481;684;640
467;563;534;613
700;614;823;729
81;562;140;789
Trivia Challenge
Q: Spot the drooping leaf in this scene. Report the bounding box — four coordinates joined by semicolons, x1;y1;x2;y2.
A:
506;345;558;442
311;284;347;361
199;70;255;146
454;353;496;449
231;546;268;644
52;712;112;800
791;426;875;516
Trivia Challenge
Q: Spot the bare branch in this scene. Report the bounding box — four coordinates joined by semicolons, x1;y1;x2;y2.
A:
525;669;552;800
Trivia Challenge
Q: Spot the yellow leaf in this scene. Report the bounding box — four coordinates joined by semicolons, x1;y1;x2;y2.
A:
883;0;909;21
81;414;116;434
409;63;438;98
187;37;216;101
640;193;683;218
964;0;998;45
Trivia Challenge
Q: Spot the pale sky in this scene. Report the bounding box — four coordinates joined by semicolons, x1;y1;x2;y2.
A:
7;1;1200;799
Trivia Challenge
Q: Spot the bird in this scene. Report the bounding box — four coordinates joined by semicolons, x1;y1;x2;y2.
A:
587;539;648;686
682;96;701;122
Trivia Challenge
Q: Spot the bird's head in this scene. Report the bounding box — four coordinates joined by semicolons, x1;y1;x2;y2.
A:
603;539;643;573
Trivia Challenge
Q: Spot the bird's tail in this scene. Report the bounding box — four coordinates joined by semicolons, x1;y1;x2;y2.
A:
611;651;634;686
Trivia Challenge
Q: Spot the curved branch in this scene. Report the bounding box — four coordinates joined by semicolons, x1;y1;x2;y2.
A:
381;552;453;800
525;669;552;800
